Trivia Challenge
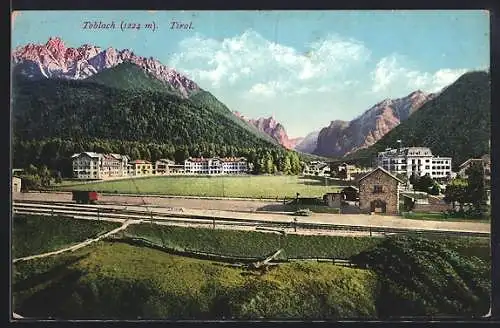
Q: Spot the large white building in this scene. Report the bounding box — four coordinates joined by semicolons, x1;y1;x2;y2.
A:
71;152;129;179
303;161;331;176
376;147;452;180
184;157;248;175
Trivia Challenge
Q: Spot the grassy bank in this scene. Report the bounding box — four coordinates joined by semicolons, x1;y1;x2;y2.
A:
57;175;343;198
351;235;491;318
121;224;382;259
402;211;490;223
121;224;490;261
12;215;121;258
12;241;379;319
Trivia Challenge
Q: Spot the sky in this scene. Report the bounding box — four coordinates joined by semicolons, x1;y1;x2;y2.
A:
12;10;490;138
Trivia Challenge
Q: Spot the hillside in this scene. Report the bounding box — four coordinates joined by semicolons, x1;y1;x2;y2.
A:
85;62;179;94
314;90;434;158
85;63;278;145
345;71;490;169
13;241;378;319
11;77;279;150
351;234;490;318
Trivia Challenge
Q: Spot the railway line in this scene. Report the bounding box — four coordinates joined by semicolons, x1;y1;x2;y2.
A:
13;201;490;238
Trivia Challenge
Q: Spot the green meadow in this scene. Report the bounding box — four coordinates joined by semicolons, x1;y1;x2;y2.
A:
59;175;344;198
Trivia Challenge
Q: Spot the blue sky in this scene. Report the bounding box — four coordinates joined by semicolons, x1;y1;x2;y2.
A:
12;10;489;138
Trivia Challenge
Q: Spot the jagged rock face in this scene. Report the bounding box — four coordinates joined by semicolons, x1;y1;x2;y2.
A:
288;137;304;150
294;131;319;153
12;37;199;97
233;112;298;149
314;90;435;158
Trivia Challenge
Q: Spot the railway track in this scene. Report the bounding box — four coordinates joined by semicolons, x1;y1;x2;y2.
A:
12;201;490;238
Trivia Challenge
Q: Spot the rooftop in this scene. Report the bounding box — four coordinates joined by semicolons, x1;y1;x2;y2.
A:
378;147;433;157
358;166;405;184
186;157;247;163
71;152;102;158
131;160;151;164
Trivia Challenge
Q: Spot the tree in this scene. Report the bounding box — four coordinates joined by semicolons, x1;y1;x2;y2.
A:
265;155;274;174
465;162;487;216
444;179;468;212
338;168;347;180
429;184;440;196
282;155;292;175
130;147;141;161
290;152;301;175
413;174;433;192
38;165;51;187
54;171;63;184
174;147;190;164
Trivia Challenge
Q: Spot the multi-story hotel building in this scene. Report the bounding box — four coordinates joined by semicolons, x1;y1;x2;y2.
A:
376;147;452;180
71;152;104;179
129;160;153;176
184;157;248;175
101;154;130;178
71;152;129;179
154;159;176;175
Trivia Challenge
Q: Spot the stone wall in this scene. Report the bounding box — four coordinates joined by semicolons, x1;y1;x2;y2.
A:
359;169;399;215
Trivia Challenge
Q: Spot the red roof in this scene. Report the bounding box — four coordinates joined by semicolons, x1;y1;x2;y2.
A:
131;160;151;164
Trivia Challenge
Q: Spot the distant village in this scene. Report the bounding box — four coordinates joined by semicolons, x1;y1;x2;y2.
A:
12;145;490;216
54;146;486;182
67;153;251;179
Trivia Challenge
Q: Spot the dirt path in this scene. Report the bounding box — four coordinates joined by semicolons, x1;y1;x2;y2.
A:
13;219;139;264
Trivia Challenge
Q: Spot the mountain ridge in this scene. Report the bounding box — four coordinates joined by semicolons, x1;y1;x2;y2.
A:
313;90;435;158
12;38;279;147
233;112;301;149
344;70;490;169
12;36;199;97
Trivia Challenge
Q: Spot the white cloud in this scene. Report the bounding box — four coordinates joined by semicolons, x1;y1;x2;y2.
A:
371;54;469;94
248;81;288;97
169;29;370;95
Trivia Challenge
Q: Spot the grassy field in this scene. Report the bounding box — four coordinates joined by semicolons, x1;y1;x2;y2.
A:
121;224;382;259
120;224;490;261
57;175;343;198
11;217;491;319
12;215;121;258
12;241;378;319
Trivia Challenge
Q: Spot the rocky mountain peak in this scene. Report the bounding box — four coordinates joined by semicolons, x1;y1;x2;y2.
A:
12;37;200;97
314;90;435;157
233;112;300;149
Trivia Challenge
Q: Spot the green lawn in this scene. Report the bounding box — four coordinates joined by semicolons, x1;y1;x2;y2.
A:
57;175;343;198
12;214;121;258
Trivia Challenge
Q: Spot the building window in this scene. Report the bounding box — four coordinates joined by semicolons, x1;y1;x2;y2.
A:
373;185;383;193
425;166;430;169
